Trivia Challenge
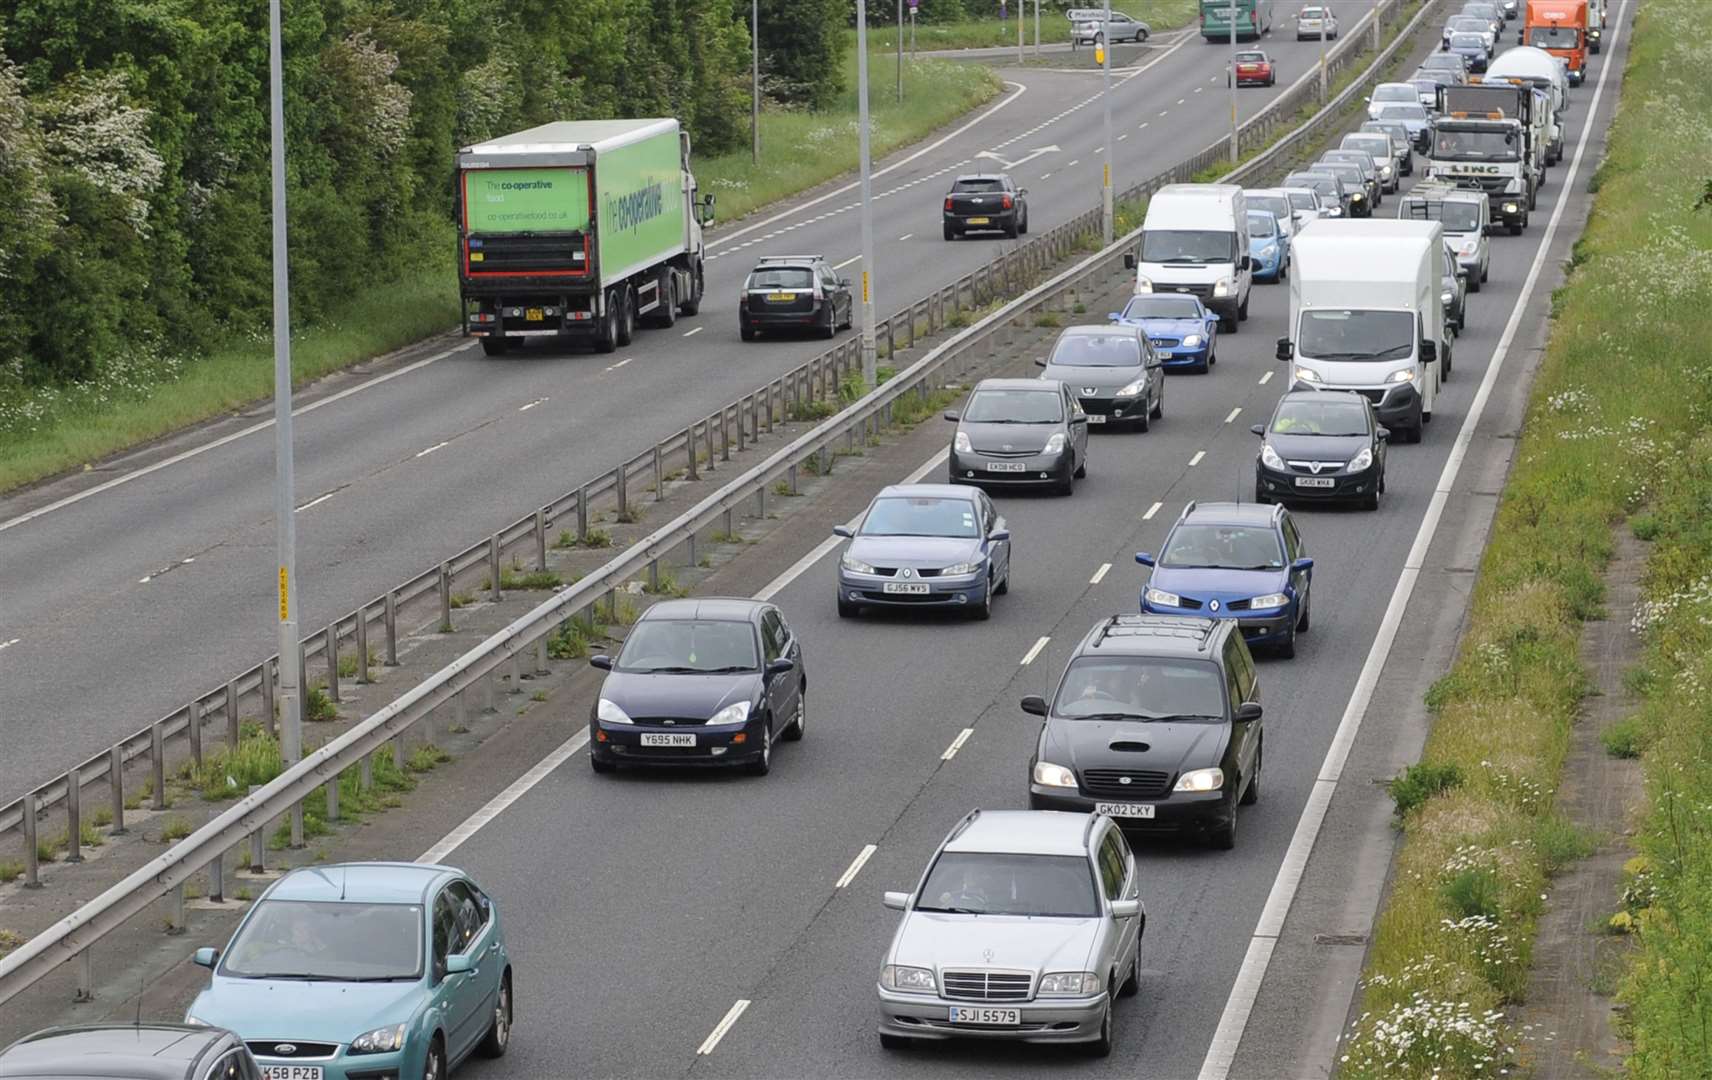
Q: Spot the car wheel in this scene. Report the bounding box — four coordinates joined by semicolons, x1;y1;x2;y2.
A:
1136;29;1149;42
1150;384;1164;420
616;287;635;346
783;686;806;741
1119;943;1141;997
1087;1003;1114;1058
1133;405;1149;433
973;577;994;620
590;752;616;774
1074;453;1087;479
739;323;755;341
1208;798;1238;850
1277;623;1297;659
480;335;511;357
880;1033;912;1051
943;223;956;241
1238;291;1250;322
1363;483;1381;511
1468;272;1481;294
1482;261;1490;284
594;300;619;354
747;723;772;776
821;308;836;339
1019;207;1029;235
1206;347;1216;369
1005;214;1019;239
837;596;859;619
655;275;678;328
680;263;704;316
1241;766;1260;806
1298;592;1310;632
423;1036;446;1080
478;971;513;1057
1509;221;1523;236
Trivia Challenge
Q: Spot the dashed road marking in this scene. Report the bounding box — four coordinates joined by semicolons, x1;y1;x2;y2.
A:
696;1000;751;1056
606;358;633;372
1040;172;1053;180
1118;133;1128;141
0;638;20;651
1090;562;1112;585
898;233;913;241
1224;407;1242;424
1259;370;1274;385
683;327;703;337
1021;636;1050;666
1068;159;1080;167
518;398;548;412
835;844;879;888
1139;122;1149;129
1143;501;1163;520
1189;450;1206;467
833;254;862;269
415;441;449;459
1177;98;1186;105
295;492;338;513
942;728;975;760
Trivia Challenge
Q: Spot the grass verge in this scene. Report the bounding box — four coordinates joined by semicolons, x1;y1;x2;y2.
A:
1339;4;1712;1075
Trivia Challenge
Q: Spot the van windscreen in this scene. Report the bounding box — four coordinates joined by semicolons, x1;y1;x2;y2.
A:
1139;230;1235;264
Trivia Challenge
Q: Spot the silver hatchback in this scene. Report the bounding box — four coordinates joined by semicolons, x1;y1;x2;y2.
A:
876;809;1144;1057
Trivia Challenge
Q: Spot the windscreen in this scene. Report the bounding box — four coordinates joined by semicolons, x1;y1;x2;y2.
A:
1246;213;1277;238
617;619;758;673
223;900;423;981
1248;195;1291;221
1139;229;1236;264
963;389;1063;423
1450;17;1490;32
748;267;814;289
1235;51;1267;63
1433;127;1519;160
1123;295;1204;319
1450;32;1486;49
1378;103;1429;121
1271;399;1372;436
1373;84;1418;103
1322;151;1371;173
860;496;980;538
1321;163;1364;187
1160;524;1286;570
1438;202;1483;231
1286;190;1320;212
1052;656;1227;720
1528;26;1579;48
1297;309;1416;361
1344;137;1392;159
917;853;1098;918
952;178;1006;193
1050;333;1142;368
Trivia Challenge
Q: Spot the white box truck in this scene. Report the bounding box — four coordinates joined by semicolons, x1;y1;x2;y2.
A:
1485;48;1568;163
1274;220;1446;443
1124;184;1252;332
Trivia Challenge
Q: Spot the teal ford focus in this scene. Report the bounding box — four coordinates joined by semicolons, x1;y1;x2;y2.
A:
186;863;512;1080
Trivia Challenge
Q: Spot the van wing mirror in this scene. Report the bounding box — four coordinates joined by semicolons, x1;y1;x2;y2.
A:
1420;339;1438;363
1275;337;1293;361
1123;252;1137;270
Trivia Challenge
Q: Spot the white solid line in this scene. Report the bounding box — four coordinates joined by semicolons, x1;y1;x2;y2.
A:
1224;407;1242;424
419;731;591;865
1020;635;1050;666
942;728;975;760
1142;501;1162;520
697;1000;752;1055
1159;110;1170;117
1188;450;1206;467
606;358;632;371
897;233;914;241
833;254;862;270
835;844;878;888
294;492;337;513
1258;370;1274;385
414;441;449;459
0;345;465;536
1195;7;1628;1075
1090;562;1112;585
518;397;548;412
683;327;704;337
1195;86;1204;93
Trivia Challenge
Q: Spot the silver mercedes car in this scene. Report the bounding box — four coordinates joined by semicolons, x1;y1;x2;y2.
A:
875;809;1144;1057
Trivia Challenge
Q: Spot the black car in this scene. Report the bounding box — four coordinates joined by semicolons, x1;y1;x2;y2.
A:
945;378;1089;494
943;173;1029;240
1023;615;1263;850
1442;240;1468;338
1309;162;1372;216
1252;390;1388;510
1036;325;1165;431
588;598;805;776
0;1023;260;1080
739;255;853;341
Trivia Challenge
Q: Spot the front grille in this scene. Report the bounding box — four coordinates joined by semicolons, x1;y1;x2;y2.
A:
247;1042;339;1060
1081;768;1173;798
1156;283;1213;299
941;970;1033;1002
1225;598;1253;611
1353;388;1388;406
871;567;942;578
974;447;1038;458
1150;337;1180;348
634;717;713;727
1285;460;1347;474
1079;397;1130;416
466;232;588;275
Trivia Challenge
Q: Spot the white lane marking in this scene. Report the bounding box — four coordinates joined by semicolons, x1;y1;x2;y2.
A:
138;576;151;584
833;254;862;270
1224;407;1242;424
1118;133;1129;141
1142;501;1162;520
1067;158;1080;167
706;82;1029;251
605;358;632;372
1159;110;1170;117
0;638;20;651
835;844;879;888
1039;172;1053;180
0;345;466;536
1258;370;1274;385
697;1000;752;1055
1196;86;1204;93
1195;7;1628;1073
1020;636;1050;666
294;492;337;513
1177;98;1186;105
419;731;591;864
942;728;975;760
1090;562;1112;585
1188;450;1206;467
518;397;548;412
1139;122;1149;130
181;557;194;564
898;233;914;241
683;327;704;337
414;441;449;459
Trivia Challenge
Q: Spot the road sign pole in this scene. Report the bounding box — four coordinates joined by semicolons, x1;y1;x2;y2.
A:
857;0;878;387
1101;0;1113;245
752;0;761;164
1228;0;1239;164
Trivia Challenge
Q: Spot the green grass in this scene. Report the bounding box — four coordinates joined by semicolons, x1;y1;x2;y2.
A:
1342;5;1712;1075
0;861;22;884
853;0;1198;54
269;750;417;849
0;929;22;957
160;815;194;843
191;732;286;801
1600;714;1644;758
303;685;339;723
546;620;594;660
499;569;565;591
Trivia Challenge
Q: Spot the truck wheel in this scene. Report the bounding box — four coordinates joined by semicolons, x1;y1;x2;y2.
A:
594;301;619;354
654;274;678;329
680;264;703;317
480;336;511;357
616;287;635;346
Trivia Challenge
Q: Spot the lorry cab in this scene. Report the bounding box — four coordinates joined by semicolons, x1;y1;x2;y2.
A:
1126;184;1253;332
1522;0;1588;84
1275;220;1446;444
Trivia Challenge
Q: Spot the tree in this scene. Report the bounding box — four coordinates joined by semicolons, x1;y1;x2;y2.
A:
754;0;844;110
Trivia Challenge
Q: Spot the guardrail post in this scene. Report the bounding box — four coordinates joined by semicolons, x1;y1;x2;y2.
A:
605;588;617;624
21;793;40;888
577;484;591;541
392;735;406;771
439;562;453;631
648;558;660;594
166;882;186;934
488;535;503;601
75;949;94;1002
788;463;799;496
64;766;82;863
384;592;400;666
536;636;550;675
818;445;832;477
483;673;497;716
150;722;166;811
325;625;341;704
226;679;241;745
756;484;766;520
764;386;775;434
653;444;665;500
187;699;203;765
720;407;731;462
687;423;700;480
247;789;265;872
736;397;748;453
534;509;549;570
325;775;339;822
509;653;522;694
616;465;630;521
208;852;224;904
108;745;127;836
299;648;309;715
355;606;370;685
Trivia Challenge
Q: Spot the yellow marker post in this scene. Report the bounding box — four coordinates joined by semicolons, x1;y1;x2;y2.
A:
278;566;290;621
862;270;871;305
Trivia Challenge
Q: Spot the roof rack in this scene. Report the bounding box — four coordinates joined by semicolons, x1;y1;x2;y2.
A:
948;807;982;842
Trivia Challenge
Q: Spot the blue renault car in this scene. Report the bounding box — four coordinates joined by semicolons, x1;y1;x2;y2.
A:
1109;294;1219;373
187;862;512;1080
1135;501;1314;658
1246;209;1290;283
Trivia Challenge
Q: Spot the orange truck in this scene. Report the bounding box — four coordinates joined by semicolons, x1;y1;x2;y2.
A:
1522;0;1588;85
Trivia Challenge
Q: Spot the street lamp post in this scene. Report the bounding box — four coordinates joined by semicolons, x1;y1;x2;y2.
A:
856;0;877;386
1320;5;1329;102
752;0;760;164
1101;0;1113;245
1228;0;1239;164
897;0;904;103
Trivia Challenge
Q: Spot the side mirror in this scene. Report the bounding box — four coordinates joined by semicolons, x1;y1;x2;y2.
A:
883;891;911;911
1377;425;1391;441
1018;187;1030;195
1293;557;1315;572
838;278;852;288
589;654;614;671
1123;252;1137;270
1020;695;1048;717
1240;255;1253;271
193;947;220;969
1134;552;1155;567
1110;898;1142;919
1275;337;1293;361
1250;423;1266;436
766;657;795;677
943;410;961;422
1420;339;1438;363
1107;312;1122;323
444;953;473;976
988;529;1011;543
1234;701;1264;723
832;525;854;538
1034;357;1048;368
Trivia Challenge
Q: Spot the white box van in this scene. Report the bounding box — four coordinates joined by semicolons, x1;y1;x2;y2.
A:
1125;184;1252;332
1485;47;1568;163
1275;220;1446;443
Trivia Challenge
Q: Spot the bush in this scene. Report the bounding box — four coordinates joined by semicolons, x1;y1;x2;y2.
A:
1388;762;1464;816
1601;715;1644;758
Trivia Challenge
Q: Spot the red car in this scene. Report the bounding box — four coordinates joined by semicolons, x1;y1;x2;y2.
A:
1229;50;1277;87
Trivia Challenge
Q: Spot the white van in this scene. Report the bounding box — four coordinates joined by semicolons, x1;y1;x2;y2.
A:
1126;184;1252;331
1275;220;1446;443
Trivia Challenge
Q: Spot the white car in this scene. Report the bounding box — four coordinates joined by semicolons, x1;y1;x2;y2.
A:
1295;5;1339;40
1068;8;1151;45
1366;82;1420;121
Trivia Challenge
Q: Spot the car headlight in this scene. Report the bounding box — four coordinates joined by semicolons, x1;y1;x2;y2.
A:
1144;587;1182;608
1387;368;1416;384
953;430;972;454
349;1024;408;1056
842;553;877;574
941;560;983;577
1213;278;1233;297
1039;971;1103;996
881;965;937;993
1043;432;1067;454
1351;191;1365;202
707;701;753;726
1032;761;1078;788
1134;274;1154;293
1249;592;1290;609
1293;366;1322;384
1380;164;1393;179
1181;333;1203;348
1260;442;1285;470
1460;238;1480;254
597;698;633;725
1441;291;1453;306
1258;243;1277;257
1348;446;1374;472
1115;379;1146;397
1174;767;1226;793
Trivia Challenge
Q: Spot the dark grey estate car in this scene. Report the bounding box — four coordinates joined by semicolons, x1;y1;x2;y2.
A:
946;378;1089;494
1036;325;1164;431
0;1024;261;1080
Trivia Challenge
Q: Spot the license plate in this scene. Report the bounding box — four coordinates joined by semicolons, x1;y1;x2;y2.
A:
966;216;990;225
259;1068;323;1080
949;1006;1020;1025
986;462;1026;472
525;307;544;322
641;733;696;747
1095;802;1156;819
1294;476;1336;488
766;292;794;301
1086;414;1107;424
883;582;930;595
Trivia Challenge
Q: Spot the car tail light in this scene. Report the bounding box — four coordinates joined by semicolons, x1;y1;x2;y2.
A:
945;197;954;211
1002;194;1013;210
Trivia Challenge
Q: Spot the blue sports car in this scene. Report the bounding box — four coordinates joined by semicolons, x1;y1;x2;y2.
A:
1247;209;1290;284
187;862;513;1080
834;484;1011;620
1136;501;1314;658
1110;294;1219;373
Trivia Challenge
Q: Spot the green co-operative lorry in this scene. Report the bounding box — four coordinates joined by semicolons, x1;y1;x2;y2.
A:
457;118;715;355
